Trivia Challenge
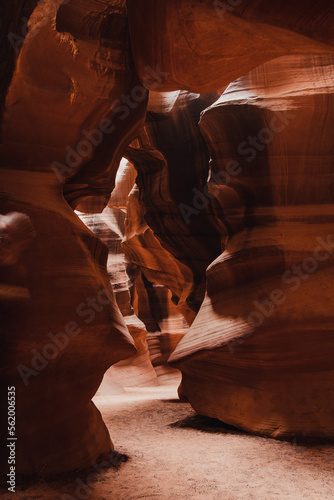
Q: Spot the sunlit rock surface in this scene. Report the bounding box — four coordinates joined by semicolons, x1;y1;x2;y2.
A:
80;158;187;389
127;0;334;93
125;91;222;321
1;0;334;478
134;273;187;382
170;54;334;440
3;0;147;211
0;0;141;474
78;159;159;391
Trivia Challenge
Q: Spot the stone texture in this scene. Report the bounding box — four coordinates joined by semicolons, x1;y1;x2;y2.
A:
1;0;334;478
127;0;334;93
170;54;334;440
125;91;222;321
0;0;38;126
78;159;159;390
0;0;142;474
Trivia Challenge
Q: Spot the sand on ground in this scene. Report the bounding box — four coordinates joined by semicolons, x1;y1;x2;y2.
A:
2;378;334;500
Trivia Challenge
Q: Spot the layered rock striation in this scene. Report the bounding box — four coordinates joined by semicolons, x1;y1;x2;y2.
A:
79;159;159;390
2;0;334;477
170;54;334;440
0;0;141;474
125;91;222;321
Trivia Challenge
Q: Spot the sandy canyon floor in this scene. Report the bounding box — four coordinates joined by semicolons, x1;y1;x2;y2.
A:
2;375;334;500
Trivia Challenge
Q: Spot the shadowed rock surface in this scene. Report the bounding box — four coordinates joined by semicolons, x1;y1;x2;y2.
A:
0;0;140;474
1;0;334;478
78;159;159;390
127;0;334;93
125;91;222;321
170;54;334;440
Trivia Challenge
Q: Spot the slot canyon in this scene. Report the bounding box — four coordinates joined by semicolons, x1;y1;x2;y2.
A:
1;1;334;499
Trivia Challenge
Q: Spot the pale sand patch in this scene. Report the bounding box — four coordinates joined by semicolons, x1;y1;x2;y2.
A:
3;380;334;500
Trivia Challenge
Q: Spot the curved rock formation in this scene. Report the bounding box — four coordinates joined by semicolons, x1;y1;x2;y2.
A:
132;272;187;382
80;157;188;388
170;53;334;440
0;195;136;474
125;91;222;321
2;0;334;479
3;0;147;211
127;0;334;93
0;0;38;126
78;159;159;390
0;0;142;474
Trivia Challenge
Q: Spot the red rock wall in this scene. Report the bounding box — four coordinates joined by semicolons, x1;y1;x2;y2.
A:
1;0;334;476
125;91;223;321
0;0;141;474
78;159;159;390
170;54;334;440
127;0;334;93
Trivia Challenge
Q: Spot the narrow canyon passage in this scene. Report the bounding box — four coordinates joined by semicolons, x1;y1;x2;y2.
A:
1;2;334;498
8;376;334;500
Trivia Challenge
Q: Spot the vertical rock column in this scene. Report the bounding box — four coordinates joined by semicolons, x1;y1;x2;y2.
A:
79;159;159;391
170;54;334;440
0;0;146;474
125;91;223;321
